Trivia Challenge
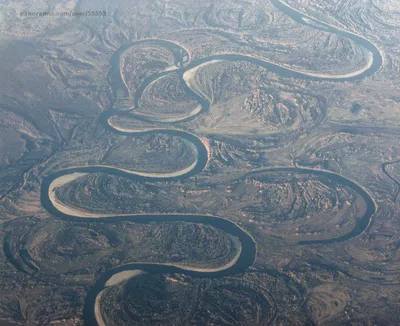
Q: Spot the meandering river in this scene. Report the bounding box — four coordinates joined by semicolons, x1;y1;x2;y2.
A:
40;1;381;324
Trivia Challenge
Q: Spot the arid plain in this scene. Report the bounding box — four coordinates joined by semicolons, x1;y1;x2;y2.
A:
0;0;399;325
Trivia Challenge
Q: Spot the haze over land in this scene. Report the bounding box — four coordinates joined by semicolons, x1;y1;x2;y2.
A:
0;0;399;325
